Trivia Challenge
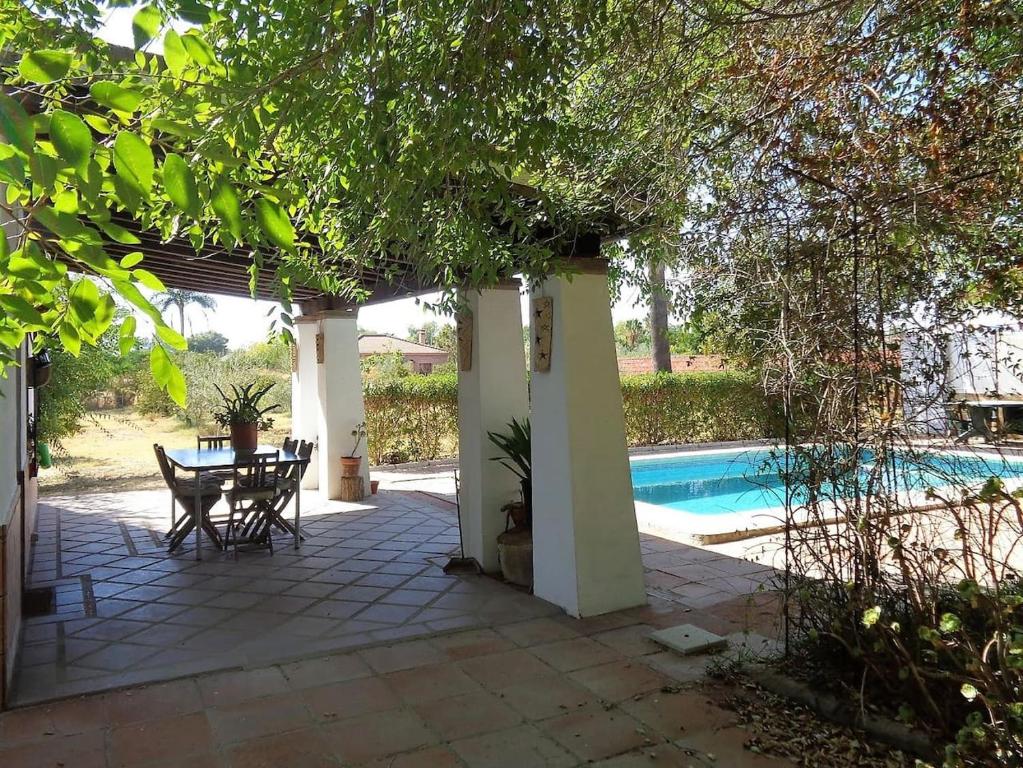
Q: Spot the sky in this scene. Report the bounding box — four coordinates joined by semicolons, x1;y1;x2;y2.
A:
98;7;654;348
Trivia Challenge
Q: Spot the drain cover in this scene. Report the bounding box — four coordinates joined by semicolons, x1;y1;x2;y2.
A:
649;624;727;656
22;586;55;617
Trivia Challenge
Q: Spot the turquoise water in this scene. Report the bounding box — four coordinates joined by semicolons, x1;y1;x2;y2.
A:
630;448;1023;515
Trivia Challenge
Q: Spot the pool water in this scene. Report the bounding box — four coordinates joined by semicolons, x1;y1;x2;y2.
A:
630;448;1023;515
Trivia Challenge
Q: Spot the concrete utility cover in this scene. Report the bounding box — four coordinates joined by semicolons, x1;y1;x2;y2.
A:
649;624;727;656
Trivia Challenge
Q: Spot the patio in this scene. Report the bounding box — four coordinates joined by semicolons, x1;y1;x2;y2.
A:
12;471;782;707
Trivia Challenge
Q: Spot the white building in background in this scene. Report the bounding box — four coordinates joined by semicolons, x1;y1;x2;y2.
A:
901;311;1023;435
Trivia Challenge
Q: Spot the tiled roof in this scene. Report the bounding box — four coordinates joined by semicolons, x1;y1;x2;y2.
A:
358;334;448;355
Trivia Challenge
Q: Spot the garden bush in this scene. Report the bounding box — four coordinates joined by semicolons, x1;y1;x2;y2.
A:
364;373;459;464
620;371;781;445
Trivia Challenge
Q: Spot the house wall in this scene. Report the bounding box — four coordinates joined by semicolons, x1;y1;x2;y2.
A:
0;339;33;709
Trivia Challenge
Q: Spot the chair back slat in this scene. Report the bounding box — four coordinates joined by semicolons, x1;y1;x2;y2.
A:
282;437;298;455
153;444;176;487
233;451;280;493
198;435;229;450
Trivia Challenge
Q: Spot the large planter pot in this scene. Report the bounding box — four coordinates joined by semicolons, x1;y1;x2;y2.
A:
230;422;258;451
497;528;533;588
340;456;362;477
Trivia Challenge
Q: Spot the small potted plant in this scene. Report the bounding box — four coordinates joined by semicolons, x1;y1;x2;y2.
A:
341;421;367;477
488;418;533;587
213;383;281;451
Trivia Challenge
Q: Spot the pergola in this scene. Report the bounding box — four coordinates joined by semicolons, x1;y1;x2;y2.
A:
77;211;648;619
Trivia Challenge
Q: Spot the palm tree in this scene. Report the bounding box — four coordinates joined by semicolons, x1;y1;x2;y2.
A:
154;289;217;335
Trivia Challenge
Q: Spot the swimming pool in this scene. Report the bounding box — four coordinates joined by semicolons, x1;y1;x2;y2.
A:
630;447;1023;516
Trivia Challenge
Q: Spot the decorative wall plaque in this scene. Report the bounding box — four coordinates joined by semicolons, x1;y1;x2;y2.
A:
532;297;553;372
456;310;473;372
315;332;325;364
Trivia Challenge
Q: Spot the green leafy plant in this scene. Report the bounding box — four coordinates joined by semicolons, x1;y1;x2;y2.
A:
487;418;532;483
212;382;280;430
348;421;367;458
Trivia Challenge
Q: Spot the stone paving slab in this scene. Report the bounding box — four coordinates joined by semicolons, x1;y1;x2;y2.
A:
0;620;796;768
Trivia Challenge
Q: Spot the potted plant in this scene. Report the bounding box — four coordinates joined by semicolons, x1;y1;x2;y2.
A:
213;383;281;451
341;421;367;477
488;417;531;528
488;418;533;587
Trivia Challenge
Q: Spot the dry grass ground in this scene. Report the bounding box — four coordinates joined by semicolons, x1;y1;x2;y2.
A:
39;408;293;496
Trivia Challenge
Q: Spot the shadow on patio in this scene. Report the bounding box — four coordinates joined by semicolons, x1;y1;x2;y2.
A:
13;477;783;707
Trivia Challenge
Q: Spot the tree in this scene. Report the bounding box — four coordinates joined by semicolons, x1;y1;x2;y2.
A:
0;0;615;410
188;330;229;356
614;319;649;354
155;290;217;335
648;261;671;372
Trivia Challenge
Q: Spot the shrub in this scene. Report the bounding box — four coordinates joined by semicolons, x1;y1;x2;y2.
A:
364;374;458;464
620;371;781;445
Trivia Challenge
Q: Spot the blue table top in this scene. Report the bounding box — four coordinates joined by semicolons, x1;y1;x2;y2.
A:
164;445;307;471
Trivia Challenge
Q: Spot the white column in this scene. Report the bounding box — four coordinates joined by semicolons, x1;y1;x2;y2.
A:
529;267;647;617
457;285;530;572
317;308;370;499
292;316;320;489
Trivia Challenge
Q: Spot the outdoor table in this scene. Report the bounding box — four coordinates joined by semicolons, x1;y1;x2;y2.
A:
164;445;309;560
947;399;1023;443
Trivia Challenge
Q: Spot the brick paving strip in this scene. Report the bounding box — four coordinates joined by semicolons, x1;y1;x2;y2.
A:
0;615;798;768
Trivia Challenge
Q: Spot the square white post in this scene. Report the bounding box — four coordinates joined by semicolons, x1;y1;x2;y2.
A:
456;285;530;571
292;316;320;489
317;308;370;499
529;267;647;617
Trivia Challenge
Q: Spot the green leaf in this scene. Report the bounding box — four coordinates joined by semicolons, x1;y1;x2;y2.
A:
150;344;186;407
211;178;243;239
50;110;93;172
113;131;154;198
0;294;46;329
156;323;187;350
961;683;979;702
939;613;961;633
19;50;72;84
58;321;81;356
163;29;188;76
255;199;295;253
68;278;101;325
132;268;165;291
119;252;144;269
0;93;34;153
118;316;137;356
162;153;200;218
90;82;144;113
862;606;881;628
132;5;164;49
181;33;217;68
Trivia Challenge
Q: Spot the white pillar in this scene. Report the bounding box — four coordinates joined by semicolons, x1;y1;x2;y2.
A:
292;316;320;489
457;285;530;572
317;308;370;499
529;267;647;617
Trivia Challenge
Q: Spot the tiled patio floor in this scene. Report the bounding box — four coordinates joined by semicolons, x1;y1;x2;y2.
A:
13;472;781;708
1;613;794;768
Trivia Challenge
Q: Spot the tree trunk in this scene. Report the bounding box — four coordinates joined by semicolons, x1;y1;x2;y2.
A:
649;260;672;373
178;303;186;335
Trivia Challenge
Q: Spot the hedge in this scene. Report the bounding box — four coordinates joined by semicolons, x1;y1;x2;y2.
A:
364;374;459;464
620;371;781;445
363;370;779;465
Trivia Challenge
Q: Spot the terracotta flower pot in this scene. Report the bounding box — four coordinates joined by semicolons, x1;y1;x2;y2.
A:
340;456;362;477
370;479;380;494
230;422;258;451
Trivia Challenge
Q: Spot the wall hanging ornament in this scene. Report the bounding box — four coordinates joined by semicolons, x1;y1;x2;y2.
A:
532;297;553;372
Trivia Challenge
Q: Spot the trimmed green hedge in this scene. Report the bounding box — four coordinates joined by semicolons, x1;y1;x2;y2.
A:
363;370;779;465
364;373;459;464
620;371;780;445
